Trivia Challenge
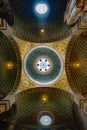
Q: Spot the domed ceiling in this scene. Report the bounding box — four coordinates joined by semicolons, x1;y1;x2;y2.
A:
9;0;72;42
24;46;63;85
14;87;76;130
0;32;21;100
9;0;67;21
0;1;87;130
66;32;87;95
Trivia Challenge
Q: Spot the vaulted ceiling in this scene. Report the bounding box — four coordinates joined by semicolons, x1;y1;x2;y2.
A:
0;0;87;130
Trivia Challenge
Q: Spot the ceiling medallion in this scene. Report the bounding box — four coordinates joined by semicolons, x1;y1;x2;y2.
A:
24;46;63;85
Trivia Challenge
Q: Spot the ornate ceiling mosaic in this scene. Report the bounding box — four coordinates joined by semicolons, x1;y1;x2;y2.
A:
8;0;73;42
0;31;21;100
14;37;71;92
66;32;87;95
14;87;76;130
0;1;87;129
24;46;63;85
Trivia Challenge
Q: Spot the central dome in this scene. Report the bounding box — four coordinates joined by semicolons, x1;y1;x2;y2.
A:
9;0;71;42
24;46;63;85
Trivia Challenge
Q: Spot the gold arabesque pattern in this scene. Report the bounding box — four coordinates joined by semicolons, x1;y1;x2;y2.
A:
14;36;71;92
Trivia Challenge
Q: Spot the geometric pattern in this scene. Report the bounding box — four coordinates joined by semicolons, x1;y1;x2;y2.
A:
24;46;63;85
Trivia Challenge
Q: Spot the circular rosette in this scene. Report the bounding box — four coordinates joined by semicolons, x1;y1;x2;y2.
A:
24;46;63;85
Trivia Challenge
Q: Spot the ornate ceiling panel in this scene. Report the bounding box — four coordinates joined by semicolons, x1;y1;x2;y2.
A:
24;46;63;85
14;87;76;129
0;31;21;100
12;14;72;43
66;32;87;95
8;0;73;42
14;37;71;92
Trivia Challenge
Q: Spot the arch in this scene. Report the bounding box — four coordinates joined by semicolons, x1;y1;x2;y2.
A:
0;31;21;100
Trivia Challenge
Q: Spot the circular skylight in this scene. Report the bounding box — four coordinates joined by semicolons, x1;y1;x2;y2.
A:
35;56;53;74
35;3;48;14
40;115;52;126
